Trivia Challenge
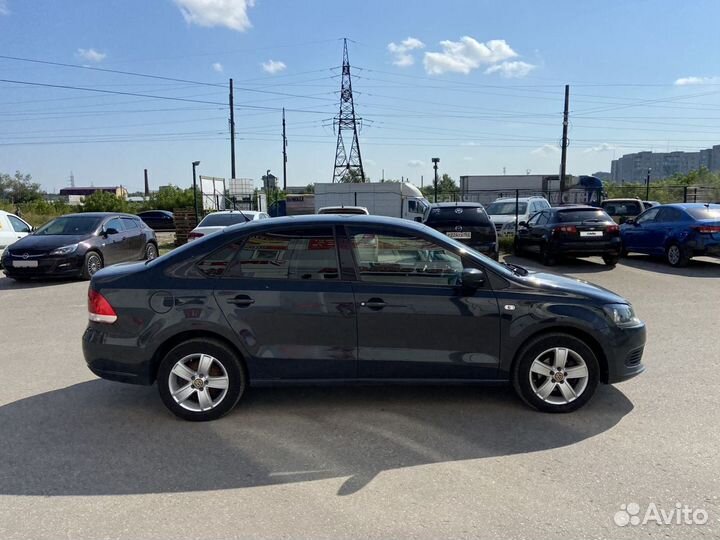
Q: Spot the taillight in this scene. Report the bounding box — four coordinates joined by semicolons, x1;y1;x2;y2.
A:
553;225;577;235
88;289;117;324
188;232;204;241
694;225;720;234
606;224;620;234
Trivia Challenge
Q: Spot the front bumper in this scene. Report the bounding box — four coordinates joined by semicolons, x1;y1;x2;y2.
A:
1;253;85;278
603;322;647;384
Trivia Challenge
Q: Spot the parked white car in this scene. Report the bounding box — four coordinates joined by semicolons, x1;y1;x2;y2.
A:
0;210;33;260
188;210;269;241
485;196;551;236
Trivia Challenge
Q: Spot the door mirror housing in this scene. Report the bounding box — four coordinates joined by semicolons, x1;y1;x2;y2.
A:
104;227;120;236
414;216;423;222
461;268;485;289
625;218;636;225
518;220;528;228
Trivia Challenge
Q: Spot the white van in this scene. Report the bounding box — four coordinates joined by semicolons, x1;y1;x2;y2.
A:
485;196;551;236
0;210;33;260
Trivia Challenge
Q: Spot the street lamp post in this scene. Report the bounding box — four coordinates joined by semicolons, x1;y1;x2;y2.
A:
645;168;651;200
192;160;200;223
432;157;440;203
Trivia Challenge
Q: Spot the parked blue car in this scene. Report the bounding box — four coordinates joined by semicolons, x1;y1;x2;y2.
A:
621;203;720;267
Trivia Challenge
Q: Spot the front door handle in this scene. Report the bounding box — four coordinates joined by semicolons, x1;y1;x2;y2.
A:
360;298;387;310
228;294;255;307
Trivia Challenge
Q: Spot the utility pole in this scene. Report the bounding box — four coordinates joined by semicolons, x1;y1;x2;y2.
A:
420;175;423;188
560;84;569;195
282;108;287;191
645;168;651;200
229;78;236;181
192;161;200;223
432;158;440;203
144;169;149;198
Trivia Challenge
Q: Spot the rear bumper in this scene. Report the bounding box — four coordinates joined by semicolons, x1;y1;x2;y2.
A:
604;322;647;384
82;325;155;385
549;238;622;256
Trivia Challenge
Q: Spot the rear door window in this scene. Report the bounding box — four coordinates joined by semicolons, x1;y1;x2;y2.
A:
656;208;684;222
121;217;140;230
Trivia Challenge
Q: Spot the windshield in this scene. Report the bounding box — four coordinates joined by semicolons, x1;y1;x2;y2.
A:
556;209;612;222
198;213;250;227
425;206;491;225
485;202;527;215
686;206;720;220
35;216;102;236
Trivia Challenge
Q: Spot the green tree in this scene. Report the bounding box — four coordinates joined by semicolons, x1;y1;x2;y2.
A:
81;190;130;213
0;171;44;203
145;186;197;211
305;183;315;193
421;173;460;201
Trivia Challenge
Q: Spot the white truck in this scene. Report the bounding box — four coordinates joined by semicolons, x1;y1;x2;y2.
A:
313;182;430;221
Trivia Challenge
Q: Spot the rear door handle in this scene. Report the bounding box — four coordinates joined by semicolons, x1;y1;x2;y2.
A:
360;298;387;310
228;294;255;307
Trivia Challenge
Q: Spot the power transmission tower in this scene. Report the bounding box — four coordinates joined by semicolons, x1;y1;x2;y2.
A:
332;39;365;183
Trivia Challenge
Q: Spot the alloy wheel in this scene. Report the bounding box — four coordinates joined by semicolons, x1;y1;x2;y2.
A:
168;353;230;412
528;347;589;405
667;245;680;265
87;254;102;276
146;243;158;260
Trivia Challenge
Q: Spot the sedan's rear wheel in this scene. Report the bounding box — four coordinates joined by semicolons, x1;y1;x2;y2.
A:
666;242;690;267
602;254;619;267
157;339;245;421
513;333;599;413
145;242;158;260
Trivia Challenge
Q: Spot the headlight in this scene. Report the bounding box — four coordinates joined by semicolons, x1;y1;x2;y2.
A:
50;243;79;256
603;303;641;327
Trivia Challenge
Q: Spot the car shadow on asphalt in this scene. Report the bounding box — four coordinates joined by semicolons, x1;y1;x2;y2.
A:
0;275;81;290
0;380;633;497
619;254;720;278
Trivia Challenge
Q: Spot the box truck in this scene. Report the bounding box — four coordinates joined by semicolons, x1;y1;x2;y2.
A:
313;182;430;221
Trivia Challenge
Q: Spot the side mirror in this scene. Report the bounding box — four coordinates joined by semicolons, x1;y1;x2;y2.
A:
414;216;423;222
105;227;120;236
625;218;635;225
461;268;485;289
518;221;528;228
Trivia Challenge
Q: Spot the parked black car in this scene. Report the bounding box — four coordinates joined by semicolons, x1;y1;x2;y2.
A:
137;210;175;231
2;212;158;280
515;206;622;266
424;202;498;259
83;215;645;421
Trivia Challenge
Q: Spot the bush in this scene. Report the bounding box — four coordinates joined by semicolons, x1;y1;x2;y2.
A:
80;191;130;213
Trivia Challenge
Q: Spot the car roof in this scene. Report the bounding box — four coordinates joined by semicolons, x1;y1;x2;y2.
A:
203;210;260;215
601;198;641;203
492;196;546;202
222;213;428;234
430;202;484;208
550;205;600;212
59;212;137;218
662;203;720;209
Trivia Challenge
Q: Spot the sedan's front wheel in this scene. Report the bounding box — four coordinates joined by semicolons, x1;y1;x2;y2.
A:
157;339;246;421
513;333;599;413
82;251;103;280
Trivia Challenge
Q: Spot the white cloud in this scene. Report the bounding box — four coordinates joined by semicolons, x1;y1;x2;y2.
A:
262;59;286;74
174;0;254;31
674;76;720;86
76;48;107;63
531;144;561;155
0;1;9;16
212;62;224;72
583;143;616;153
364;158;377;167
423;37;518;75
407;159;424;167
387;37;425;67
485;60;535;79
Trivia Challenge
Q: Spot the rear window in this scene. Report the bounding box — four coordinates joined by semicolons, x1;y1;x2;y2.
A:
685;206;720;220
555;209;612;223
425;206;491;225
602;201;642;216
198;213;250;227
485;202;527;215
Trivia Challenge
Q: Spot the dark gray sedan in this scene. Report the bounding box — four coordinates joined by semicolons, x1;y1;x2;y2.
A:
83;215;646;421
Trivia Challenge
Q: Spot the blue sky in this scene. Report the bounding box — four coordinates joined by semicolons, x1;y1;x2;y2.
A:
2;0;720;193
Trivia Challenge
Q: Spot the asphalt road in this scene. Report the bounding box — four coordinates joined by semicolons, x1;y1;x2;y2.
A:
0;254;718;540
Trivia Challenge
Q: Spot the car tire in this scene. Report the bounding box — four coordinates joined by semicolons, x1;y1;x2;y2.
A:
602;254;619;267
540;243;555;266
82;251;103;280
144;242;158;260
512;333;600;413
157;338;246;422
666;242;690;267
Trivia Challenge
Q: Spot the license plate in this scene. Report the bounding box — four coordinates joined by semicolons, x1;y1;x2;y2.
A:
447;232;471;239
12;260;38;268
580;231;603;237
